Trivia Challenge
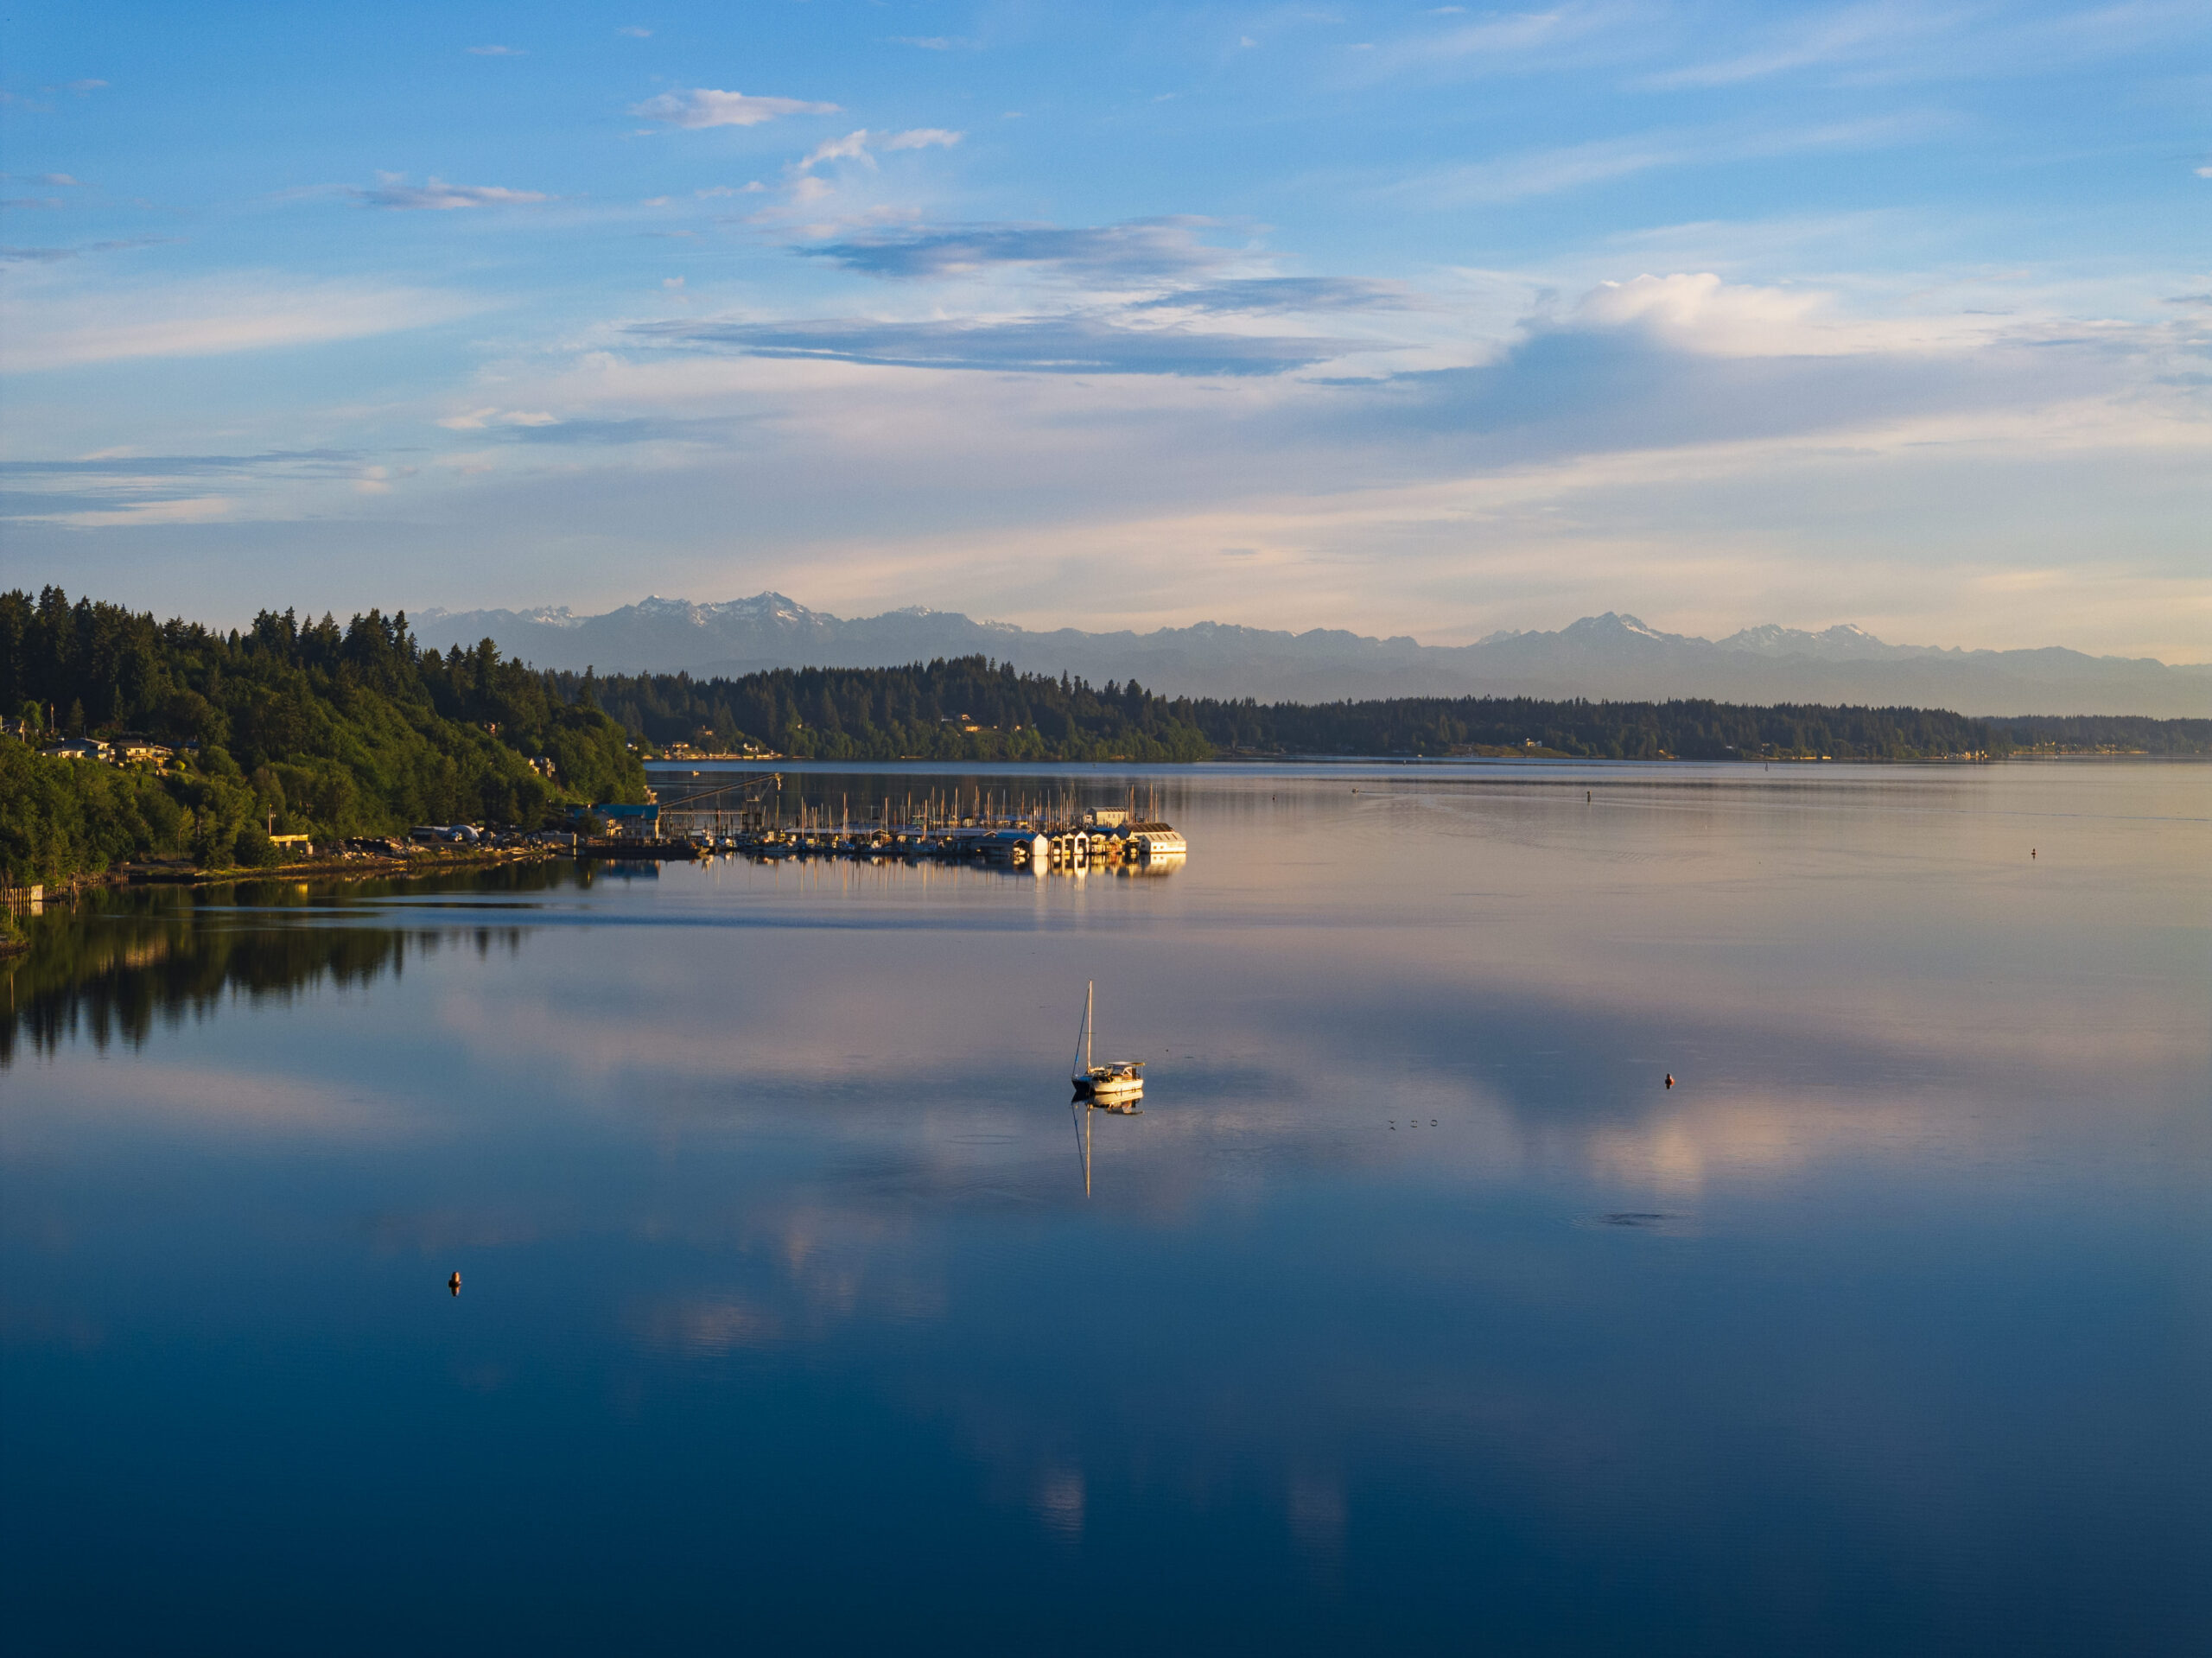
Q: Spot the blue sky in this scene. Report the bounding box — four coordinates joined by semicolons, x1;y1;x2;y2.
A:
2;2;2207;657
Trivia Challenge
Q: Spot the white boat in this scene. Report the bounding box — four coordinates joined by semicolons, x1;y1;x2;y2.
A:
1071;981;1145;1109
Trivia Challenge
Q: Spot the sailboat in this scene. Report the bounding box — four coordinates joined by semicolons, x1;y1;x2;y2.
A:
1071;981;1145;1109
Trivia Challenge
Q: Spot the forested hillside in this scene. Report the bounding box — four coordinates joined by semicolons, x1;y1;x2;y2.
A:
1193;696;2008;760
1;588;645;884
572;657;1215;762
582;660;2007;761
554;656;2212;762
1988;715;2212;755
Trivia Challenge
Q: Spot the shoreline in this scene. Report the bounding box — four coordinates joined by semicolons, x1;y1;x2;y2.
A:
20;845;560;904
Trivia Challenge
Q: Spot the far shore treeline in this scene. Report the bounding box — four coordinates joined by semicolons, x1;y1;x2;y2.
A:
3;587;2206;889
579;662;2209;762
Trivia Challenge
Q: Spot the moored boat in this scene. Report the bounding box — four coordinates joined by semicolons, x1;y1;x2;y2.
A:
1071;980;1145;1109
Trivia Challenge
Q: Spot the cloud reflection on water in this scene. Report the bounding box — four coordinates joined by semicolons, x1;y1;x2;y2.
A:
3;764;2205;1648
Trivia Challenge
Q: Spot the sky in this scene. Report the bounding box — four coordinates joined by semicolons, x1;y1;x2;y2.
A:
1;2;2207;659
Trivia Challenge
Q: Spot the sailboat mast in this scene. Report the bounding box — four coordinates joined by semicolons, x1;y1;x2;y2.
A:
1086;981;1094;1072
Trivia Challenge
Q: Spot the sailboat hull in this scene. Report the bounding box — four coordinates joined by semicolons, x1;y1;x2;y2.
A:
1074;1070;1144;1102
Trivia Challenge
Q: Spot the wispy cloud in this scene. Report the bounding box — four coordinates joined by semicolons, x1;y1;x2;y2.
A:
0;237;173;264
631;88;841;130
1;277;476;370
36;495;238;528
1649;0;2212;90
1359;2;1639;79
1401;113;1947;204
1645;2;1959;90
627;313;1352;376
349;173;552;210
1131;277;1416;314
467;44;525;57
801;218;1241;281
0;449;359;479
436;408;562;430
618;26;652;38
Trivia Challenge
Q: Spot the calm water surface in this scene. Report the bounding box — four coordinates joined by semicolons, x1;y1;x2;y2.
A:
3;761;2207;1655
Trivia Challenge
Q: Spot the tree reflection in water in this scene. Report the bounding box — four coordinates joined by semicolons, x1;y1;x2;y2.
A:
0;866;572;1065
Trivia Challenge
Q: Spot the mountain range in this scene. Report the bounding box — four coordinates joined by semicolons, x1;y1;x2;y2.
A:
413;595;2210;719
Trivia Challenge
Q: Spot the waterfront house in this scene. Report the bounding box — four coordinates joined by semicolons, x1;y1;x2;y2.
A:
41;737;110;761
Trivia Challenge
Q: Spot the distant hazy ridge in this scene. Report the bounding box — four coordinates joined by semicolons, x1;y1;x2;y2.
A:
416;595;2211;719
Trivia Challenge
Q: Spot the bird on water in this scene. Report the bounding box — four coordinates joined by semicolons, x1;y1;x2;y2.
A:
448;1271;461;1296
1664;1073;1675;1090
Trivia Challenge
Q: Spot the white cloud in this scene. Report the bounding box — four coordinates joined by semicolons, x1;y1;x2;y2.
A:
1572;272;1830;353
618;25;652;37
1;276;477;370
795;130;876;174
467;44;524;56
351;174;551;210
882;128;963;151
632;88;841;130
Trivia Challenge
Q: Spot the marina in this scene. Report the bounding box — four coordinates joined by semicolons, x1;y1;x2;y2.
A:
607;772;1191;871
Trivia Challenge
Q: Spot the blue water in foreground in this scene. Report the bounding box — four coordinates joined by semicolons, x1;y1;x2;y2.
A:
3;760;2207;1655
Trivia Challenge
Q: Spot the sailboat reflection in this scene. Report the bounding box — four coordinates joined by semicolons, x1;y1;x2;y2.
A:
1067;1093;1142;1197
